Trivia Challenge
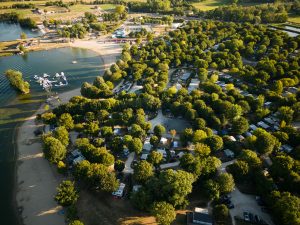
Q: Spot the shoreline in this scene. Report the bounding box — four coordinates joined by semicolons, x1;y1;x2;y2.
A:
15;39;122;225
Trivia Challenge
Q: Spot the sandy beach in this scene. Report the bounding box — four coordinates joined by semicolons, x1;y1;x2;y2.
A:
16;40;122;225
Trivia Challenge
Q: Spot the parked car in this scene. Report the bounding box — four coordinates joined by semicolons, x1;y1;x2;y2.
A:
249;213;254;222
244;212;250;222
227;203;234;209
256;196;265;206
254;215;260;223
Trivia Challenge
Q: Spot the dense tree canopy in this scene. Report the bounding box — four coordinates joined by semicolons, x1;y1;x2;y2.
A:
55;180;78;206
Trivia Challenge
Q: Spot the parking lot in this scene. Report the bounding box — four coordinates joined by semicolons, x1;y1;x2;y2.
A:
148;109;191;132
229;188;274;225
218;161;274;225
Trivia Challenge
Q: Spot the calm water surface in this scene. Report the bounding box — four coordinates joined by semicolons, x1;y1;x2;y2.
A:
0;22;42;41
0;47;104;225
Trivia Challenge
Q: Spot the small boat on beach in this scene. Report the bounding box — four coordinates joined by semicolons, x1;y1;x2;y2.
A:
72;60;77;64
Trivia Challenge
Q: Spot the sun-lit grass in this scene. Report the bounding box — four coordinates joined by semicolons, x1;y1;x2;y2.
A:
192;0;266;11
100;4;116;11
288;13;300;24
192;0;231;11
69;4;97;13
125;0;146;2
0;1;45;7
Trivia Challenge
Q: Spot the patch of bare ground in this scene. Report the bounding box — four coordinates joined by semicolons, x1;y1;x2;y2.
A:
77;190;156;225
77;184;209;225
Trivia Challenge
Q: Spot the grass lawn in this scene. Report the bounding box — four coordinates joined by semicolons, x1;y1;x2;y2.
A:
288;13;300;24
0;1;45;7
100;4;117;11
69;4;97;13
192;0;231;11
192;0;266;11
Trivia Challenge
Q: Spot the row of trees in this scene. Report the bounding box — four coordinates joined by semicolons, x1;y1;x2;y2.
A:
4;69;30;94
204;4;289;23
0;12;36;28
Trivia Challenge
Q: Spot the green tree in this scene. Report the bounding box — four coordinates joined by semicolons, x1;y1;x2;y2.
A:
225;104;242;121
4;69;30;94
271;191;300;225
193;130;207;143
154;124;166;137
278;106;294;124
128;138;143;154
41;112;56;125
114;160;125;172
205;135;223;152
53;126;69;146
213;204;229;222
228;160;249;181
239;149;261;168
100;126;113;138
134;160;154;184
150;135;159;147
156;169;195;207
130;187;153;211
151;201;176;225
231;116;249;134
205;179;220;200
86;163;119;192
55;180;78;206
253;128;277;154
217;173;235;194
84;122;100;137
180;128;194;145
68;220;84;225
20;32;27;39
43;136;66;163
271;80;283;94
58;113;74;130
180;153;202;176
194;143;211;157
147;151;163;167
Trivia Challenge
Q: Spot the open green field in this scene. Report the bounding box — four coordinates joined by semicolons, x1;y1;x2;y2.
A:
192;0;231;11
99;4;116;11
0;1;118;22
288;13;300;24
192;0;265;11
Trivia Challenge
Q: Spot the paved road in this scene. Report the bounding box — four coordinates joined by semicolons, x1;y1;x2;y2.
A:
124;152;135;174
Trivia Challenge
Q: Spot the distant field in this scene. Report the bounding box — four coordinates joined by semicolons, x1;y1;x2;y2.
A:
192;0;265;11
192;0;231;11
288;13;300;24
100;4;116;11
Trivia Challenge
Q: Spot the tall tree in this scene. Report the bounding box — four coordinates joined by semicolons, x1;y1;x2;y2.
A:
43;137;66;163
55;180;79;206
58;113;74;130
151;201;176;225
134;161;154;184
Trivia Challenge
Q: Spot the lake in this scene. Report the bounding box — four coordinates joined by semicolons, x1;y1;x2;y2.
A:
0;47;104;225
0;22;42;42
